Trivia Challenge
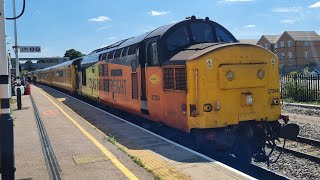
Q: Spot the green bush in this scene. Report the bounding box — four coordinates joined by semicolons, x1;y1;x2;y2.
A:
289;71;298;75
283;78;319;102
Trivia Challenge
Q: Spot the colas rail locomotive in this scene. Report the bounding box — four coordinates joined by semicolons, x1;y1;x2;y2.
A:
32;16;299;165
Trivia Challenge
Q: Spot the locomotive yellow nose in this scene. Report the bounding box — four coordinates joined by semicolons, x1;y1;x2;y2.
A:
186;43;281;130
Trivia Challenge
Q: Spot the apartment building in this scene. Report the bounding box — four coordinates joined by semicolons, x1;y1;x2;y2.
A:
256;35;280;52
257;31;320;72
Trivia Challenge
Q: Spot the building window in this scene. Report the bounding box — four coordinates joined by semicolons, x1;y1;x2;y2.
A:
288;52;293;59
287;41;292;47
274;43;278;49
304;41;309;46
280;53;285;59
304;51;309;58
264;43;269;49
280;41;284;47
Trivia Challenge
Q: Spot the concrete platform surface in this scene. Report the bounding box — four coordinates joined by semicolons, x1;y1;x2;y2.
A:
23;84;255;180
10;91;154;179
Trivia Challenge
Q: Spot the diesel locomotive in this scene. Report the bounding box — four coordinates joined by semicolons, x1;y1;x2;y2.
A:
32;16;299;164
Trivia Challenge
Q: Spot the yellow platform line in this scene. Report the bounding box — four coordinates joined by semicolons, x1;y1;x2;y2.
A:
36;89;139;180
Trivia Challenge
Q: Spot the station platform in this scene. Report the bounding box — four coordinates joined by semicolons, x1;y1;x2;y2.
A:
10;85;254;180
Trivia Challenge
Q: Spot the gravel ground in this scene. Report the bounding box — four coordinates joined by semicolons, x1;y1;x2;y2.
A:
254;105;320;179
253;151;320;180
282;105;320;117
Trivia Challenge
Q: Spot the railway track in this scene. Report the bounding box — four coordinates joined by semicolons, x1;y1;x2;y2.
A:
282;102;320;110
39;84;290;180
274;136;320;164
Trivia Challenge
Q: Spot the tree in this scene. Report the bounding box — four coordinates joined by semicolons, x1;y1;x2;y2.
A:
37;59;46;63
64;49;85;60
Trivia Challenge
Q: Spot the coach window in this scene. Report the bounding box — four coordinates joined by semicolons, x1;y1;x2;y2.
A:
147;41;159;66
107;51;115;59
114;49;122;58
82;68;87;86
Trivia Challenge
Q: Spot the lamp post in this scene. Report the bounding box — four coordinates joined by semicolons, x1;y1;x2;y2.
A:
12;0;19;81
0;0;15;179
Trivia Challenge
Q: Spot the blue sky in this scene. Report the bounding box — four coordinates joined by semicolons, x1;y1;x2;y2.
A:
4;0;320;58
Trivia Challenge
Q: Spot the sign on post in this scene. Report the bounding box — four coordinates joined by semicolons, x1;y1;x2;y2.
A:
19;46;41;53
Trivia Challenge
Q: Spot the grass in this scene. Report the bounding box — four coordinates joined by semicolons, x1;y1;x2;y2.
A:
130;155;145;168
104;135;117;145
154;175;163;180
102;135;163;180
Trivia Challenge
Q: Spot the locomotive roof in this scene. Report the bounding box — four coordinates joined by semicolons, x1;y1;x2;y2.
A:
81;17;238;66
170;43;268;61
81;21;177;65
90;23;176;55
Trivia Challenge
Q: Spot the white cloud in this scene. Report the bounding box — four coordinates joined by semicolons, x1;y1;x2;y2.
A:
219;0;254;2
309;2;320;8
148;11;170;16
272;7;302;13
108;36;117;40
96;26;110;32
243;24;256;28
280;19;298;24
88;16;111;22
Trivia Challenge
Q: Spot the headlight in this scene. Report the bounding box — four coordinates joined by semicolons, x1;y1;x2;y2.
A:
246;95;254;105
226;71;235;81
257;69;265;79
272;97;280;105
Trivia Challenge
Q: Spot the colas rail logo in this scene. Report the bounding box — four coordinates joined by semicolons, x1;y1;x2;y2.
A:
149;74;161;85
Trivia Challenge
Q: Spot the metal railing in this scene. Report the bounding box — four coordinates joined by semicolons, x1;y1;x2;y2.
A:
281;74;320;102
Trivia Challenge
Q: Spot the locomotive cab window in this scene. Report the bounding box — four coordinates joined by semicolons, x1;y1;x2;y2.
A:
215;25;236;43
147;41;159;66
190;23;214;43
166;26;190;52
